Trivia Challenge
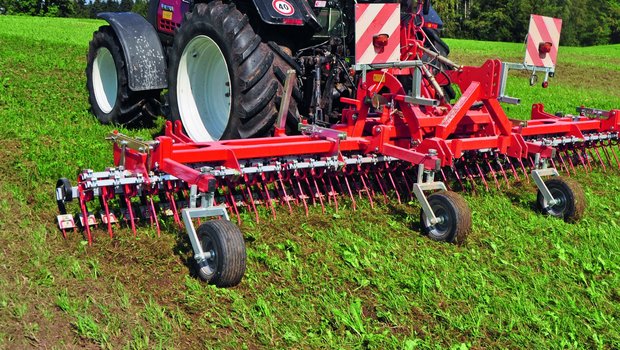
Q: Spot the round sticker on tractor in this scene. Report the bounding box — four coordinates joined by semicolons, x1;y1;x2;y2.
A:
272;0;295;16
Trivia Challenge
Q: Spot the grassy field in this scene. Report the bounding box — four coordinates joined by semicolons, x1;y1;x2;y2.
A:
0;15;619;349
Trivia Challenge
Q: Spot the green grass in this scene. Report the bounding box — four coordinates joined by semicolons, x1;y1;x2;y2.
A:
0;15;619;349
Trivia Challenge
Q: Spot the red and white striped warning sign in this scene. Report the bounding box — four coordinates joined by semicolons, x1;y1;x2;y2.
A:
524;14;562;68
355;3;400;65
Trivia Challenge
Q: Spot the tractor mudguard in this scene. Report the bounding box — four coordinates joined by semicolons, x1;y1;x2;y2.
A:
251;0;321;29
98;12;168;91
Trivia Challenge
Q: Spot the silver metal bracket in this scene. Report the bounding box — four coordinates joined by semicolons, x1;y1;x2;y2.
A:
531;167;560;207
412;163;447;225
498;62;555;104
182;185;230;264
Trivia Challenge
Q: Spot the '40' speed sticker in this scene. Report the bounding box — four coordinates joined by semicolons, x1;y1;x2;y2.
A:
272;0;295;16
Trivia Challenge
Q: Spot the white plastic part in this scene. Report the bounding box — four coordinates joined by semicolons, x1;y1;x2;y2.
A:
92;47;118;114
177;35;232;142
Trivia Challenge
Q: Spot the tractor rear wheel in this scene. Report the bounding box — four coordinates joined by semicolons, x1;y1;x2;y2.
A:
196;220;246;288
420;191;471;244
167;1;298;141
86;26;161;125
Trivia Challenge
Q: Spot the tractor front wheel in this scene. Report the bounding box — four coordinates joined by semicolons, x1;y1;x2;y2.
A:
536;177;585;222
196;220;246;288
86;26;161;125
420;191;471;244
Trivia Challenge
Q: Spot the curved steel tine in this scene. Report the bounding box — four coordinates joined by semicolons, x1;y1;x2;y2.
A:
342;174;357;211
475;163;489;191
312;176;325;214
360;173;374;208
295;178;309;216
374;172;388;204
326;175;339;211
504;155;520;181
565;149;576;174
594;146;606;171
148;195;160;237
277;177;294;214
262;180;277;220
226;183;242;226
400;170;414;201
78;191;93;245
518;158;530;183
245;184;260;223
462;163;477;193
485;159;500;190
610;143;620;170
387;172;401;204
496;157;510;188
556;150;570;176
304;177;317;206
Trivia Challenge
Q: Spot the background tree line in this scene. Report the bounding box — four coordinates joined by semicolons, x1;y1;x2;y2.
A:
1;0;619;46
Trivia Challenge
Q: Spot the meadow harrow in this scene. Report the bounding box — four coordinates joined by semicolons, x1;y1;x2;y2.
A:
56;3;619;287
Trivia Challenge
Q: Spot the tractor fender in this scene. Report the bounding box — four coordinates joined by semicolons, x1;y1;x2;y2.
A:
98;12;168;91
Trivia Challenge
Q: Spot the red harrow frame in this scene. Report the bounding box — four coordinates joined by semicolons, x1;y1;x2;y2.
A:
56;7;620;288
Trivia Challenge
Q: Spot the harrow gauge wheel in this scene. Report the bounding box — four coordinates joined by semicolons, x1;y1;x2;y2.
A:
196;220;246;288
420;191;471;244
537;177;585;223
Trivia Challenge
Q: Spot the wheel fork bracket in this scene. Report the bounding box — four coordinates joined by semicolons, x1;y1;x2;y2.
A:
181;185;230;265
412;164;447;225
531;167;560;207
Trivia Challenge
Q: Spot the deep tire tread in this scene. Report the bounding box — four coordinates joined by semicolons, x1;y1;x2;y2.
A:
197;220;246;288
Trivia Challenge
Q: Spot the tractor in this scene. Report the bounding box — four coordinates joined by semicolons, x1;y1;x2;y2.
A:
86;0;447;141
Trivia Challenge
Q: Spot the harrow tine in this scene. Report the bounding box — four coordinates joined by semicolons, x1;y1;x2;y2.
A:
485;159;501;190
496;158;510;188
574;148;588;172
100;189;114;239
374;172;389;204
565;150;577;174
518;158;530;183
296;177;309;216
451;166;465;191
462;164;477;193
439;167;451;191
609;143;620;170
305;177;317;207
387;172;401;204
342;174;357;210
261;180;277;220
594;146;607;171
227;185;242;226
165;191;181;226
601;143;614;170
79;193;93;245
148;195;161;237
245;184;260;223
475;163;489;191
311;176;326;214
360;173;374;208
582;146;593;171
556;150;571;176
504;155;520;182
400;170;414;201
277;177;294;214
326;176;339;211
123;195;137;237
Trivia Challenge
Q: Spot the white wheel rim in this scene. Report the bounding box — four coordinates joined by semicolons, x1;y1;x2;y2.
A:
92;47;118;114
177;35;232;142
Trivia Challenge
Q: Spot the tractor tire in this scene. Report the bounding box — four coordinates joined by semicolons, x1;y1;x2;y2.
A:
86;26;161;126
167;1;299;142
196;220;246;288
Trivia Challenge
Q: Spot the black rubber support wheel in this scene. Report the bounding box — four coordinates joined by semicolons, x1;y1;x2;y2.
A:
196;220;246;288
420;191;472;244
536;177;586;223
167;1;298;142
56;178;72;215
86;26;161;126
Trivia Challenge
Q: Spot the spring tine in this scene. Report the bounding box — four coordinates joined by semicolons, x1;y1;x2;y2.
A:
400;170;414;201
564;150;576;174
304;178;317;206
573;147;588;172
147;195;160;237
295;178;309;216
227;186;242;226
496;158;510;188
475;163;489;191
517;158;530;183
165;191;181;226
312;177;326;214
100;191;114;239
504;155;520;181
277;177;294;214
244;185;260;223
360;173;374;208
609;144;620;170
262;181;277;220
327;175;339;211
124;195;137;237
450;166;464;191
485;159;501;190
594;146;607;171
462;164;477;193
556;150;570;176
582;147;593;171
387;172;401;204
374;173;388;204
79;193;93;245
601;143;614;169
343;175;357;210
